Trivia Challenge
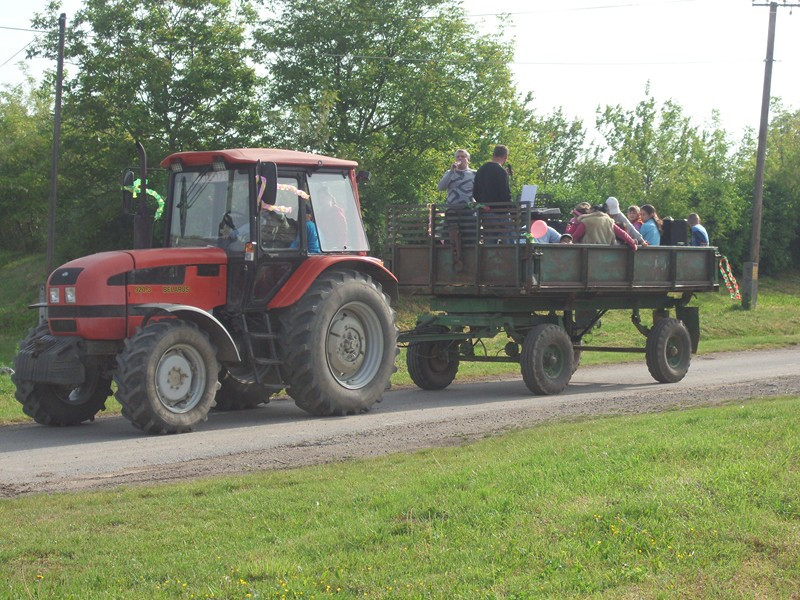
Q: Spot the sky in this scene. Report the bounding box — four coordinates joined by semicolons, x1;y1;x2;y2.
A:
1;0;798;141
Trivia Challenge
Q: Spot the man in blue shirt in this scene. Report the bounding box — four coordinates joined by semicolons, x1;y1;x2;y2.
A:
688;213;709;246
534;225;562;243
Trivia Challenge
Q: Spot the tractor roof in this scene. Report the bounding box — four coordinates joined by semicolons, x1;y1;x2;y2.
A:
160;148;358;169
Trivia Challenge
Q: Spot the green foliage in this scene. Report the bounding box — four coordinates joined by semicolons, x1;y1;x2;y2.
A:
29;0;263;258
0;78;53;253
254;0;529;248
0;2;796;274
759;107;800;273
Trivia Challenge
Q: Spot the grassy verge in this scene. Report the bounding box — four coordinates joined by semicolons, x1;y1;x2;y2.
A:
2;396;799;598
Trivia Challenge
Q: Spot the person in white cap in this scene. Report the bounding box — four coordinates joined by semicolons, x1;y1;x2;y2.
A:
605;196;646;245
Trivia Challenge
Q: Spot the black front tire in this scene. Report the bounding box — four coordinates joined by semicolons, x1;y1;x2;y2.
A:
646;318;691;383
12;324;111;426
406;335;459;391
521;324;573;395
279;269;398;416
114;320;219;434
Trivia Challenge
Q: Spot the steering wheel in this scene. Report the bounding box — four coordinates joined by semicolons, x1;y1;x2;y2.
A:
217;210;250;248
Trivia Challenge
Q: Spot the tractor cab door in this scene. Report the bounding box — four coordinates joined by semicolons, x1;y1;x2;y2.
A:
243;165;308;310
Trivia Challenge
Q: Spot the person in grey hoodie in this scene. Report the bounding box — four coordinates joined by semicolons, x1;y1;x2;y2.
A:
605;196;647;246
438;148;476;271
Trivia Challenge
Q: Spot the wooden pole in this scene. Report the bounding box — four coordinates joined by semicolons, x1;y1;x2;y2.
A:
45;13;66;277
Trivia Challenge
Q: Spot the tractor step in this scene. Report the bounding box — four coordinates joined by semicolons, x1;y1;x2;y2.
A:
249;331;279;340
239;313;286;387
252;357;282;366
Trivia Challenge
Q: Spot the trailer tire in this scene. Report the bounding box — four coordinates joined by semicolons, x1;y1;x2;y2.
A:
280;269;398;416
114;320;219;434
407;331;459;390
13;326;111;426
213;368;271;411
646;318;691;383
521;324;573;395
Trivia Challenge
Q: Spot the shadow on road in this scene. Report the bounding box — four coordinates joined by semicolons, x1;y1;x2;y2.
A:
0;373;665;454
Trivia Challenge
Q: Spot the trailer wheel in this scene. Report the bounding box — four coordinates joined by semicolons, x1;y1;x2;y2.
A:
646;318;691;383
521;324;573;395
280;269;398;416
13;326;111;426
407;331;459;390
114;320;219;434
213;368;271;411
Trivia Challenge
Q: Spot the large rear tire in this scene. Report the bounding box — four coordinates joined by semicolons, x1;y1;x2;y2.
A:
114;320;219;434
13;325;111;426
406;332;459;391
279;269;398;416
521;324;573;395
646;318;691;383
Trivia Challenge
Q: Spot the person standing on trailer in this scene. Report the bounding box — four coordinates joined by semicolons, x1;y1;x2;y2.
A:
438;148;476;271
473;145;513;243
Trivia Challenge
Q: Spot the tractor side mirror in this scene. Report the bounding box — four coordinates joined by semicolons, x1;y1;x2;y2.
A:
121;170;135;214
258;162;278;207
356;170;371;183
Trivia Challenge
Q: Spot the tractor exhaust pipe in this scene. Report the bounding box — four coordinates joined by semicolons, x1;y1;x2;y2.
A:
133;141;153;249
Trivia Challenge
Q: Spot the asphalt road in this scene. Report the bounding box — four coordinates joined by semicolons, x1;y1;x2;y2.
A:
1;347;798;497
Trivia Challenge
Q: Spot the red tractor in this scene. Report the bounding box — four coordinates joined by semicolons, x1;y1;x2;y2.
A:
13;148;399;433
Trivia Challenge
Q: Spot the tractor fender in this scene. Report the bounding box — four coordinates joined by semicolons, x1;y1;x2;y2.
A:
267;256;398;310
137;303;241;363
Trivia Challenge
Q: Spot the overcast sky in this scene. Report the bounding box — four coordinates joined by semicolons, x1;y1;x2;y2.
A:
1;0;798;140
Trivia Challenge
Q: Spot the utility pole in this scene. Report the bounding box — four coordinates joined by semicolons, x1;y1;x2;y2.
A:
743;1;799;309
45;13;67;277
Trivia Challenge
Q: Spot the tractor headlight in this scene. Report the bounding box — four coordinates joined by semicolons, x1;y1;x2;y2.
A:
65;286;76;303
49;287;60;304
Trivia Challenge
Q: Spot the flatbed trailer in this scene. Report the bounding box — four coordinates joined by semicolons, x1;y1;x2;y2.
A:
385;203;720;394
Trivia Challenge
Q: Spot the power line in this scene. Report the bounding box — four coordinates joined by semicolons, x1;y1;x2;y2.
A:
0;37;39;69
317;51;774;67
0;25;47;33
464;0;697;18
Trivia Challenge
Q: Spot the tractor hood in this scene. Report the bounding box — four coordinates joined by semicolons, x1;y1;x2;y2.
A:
124;246;228;270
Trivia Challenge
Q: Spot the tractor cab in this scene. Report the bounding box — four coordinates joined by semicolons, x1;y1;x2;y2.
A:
160;149;370;257
158;150;374;312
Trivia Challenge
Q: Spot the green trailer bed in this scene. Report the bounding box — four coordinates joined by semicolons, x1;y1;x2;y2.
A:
385;203;721;395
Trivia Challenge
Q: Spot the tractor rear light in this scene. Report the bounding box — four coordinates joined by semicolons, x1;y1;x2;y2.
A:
49;287;60;304
65;286;77;303
244;242;255;262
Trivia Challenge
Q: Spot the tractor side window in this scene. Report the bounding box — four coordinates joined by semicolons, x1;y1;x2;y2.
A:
259;177;301;250
307;172;369;252
169;168;250;251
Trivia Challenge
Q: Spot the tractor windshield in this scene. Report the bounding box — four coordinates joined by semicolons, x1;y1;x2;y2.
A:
307;171;369;252
168;168;250;250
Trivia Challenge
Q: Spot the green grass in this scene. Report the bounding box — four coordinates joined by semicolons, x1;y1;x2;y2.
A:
3;396;799;598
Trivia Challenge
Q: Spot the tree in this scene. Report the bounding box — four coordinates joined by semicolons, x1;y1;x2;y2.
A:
29;0;265;258
254;0;529;245
758;105;800;273
0;78;53;253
